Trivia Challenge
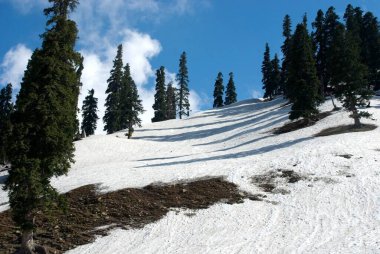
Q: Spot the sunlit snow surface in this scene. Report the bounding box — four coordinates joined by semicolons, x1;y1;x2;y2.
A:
1;97;380;253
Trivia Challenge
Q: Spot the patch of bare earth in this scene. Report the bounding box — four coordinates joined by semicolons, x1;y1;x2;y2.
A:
273;111;332;134
315;124;377;137
0;177;249;254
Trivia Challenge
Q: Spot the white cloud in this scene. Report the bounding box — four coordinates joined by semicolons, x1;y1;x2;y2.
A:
1;0;47;13
0;44;32;88
251;89;263;99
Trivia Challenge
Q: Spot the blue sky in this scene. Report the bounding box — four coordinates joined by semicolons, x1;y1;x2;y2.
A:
0;0;379;131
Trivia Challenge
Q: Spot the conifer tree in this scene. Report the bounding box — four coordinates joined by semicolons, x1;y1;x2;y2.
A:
312;9;326;97
166;82;177;120
287;23;320;121
120;64;145;138
281;15;293;95
81;89;99;136
225;72;237;105
270;54;282;96
104;44;123;134
176;52;190;119
0;83;13;164
4;0;83;252
152;66;167;122
262;43;274;100
213;72;224;108
361;12;380;90
330;25;373;127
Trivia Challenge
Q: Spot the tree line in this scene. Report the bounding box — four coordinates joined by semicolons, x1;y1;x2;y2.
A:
262;4;378;126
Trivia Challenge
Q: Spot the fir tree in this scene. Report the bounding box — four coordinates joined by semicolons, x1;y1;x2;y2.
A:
262;43;274;100
361;12;380;90
152;66;167;122
104;44;123;134
120;64;145;138
312;9;326;97
0;83;13;164
176;52;190;119
330;25;373;127
166;82;177;120
270;54;282;96
281;15;293;96
4;0;83;252
287;23;320;121
225;72;237;105
81;89;99;136
213;72;224;108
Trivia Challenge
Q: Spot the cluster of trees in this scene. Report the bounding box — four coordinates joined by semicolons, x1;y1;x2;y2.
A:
152;52;190;122
262;5;378;126
103;44;145;137
213;72;237;108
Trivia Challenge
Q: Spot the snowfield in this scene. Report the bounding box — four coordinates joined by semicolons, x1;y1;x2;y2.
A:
1;97;380;253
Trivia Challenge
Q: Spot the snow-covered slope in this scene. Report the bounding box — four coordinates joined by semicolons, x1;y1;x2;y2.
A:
1;97;380;253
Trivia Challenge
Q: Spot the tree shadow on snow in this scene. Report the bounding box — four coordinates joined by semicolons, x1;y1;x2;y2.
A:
136;137;313;168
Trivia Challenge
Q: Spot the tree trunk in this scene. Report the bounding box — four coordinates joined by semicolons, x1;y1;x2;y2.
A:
18;230;34;254
354;116;361;128
330;95;338;110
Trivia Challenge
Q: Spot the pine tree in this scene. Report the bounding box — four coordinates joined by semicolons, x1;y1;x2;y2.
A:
3;0;83;252
361;12;380;90
152;66;167;122
312;9;326;97
270;54;281;96
330;25;373;127
176;52;190;119
225;72;237;105
262;43;274;100
81;89;99;136
213;72;224;108
120;64;145;138
287;23;320;121
0;83;13;164
166;82;177;120
281;15;293;96
104;44;123;134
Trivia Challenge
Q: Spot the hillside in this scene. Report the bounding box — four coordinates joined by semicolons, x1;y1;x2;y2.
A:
1;97;380;253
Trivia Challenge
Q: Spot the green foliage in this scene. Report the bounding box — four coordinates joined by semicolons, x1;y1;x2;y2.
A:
330;25;373;126
0;83;13;164
262;43;274;99
213;72;224;108
281;15;293;96
166;82;177;120
81;89;99;136
176;52;190;119
4;0;82;231
270;54;281;96
120;64;144;138
152;66;167;122
225;72;237;105
104;44;123;134
287;23;320;120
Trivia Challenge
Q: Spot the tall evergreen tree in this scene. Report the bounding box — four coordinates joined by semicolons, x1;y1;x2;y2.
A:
281;15;293;96
287;23;320;121
330;25;373;127
361;12;380;90
225;72;237;105
152;66;167;122
176;52;190;119
166;82;177;120
262;43;274;100
270;54;282;96
312;9;326;97
81;89;99;136
0;83;13;164
103;44;123;134
3;0;83;252
120;64;145;138
213;72;224;108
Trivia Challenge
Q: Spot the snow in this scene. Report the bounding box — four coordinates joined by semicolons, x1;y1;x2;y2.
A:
1;97;380;253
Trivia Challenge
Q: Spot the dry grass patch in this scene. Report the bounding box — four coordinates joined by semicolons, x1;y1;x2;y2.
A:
315;124;377;137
